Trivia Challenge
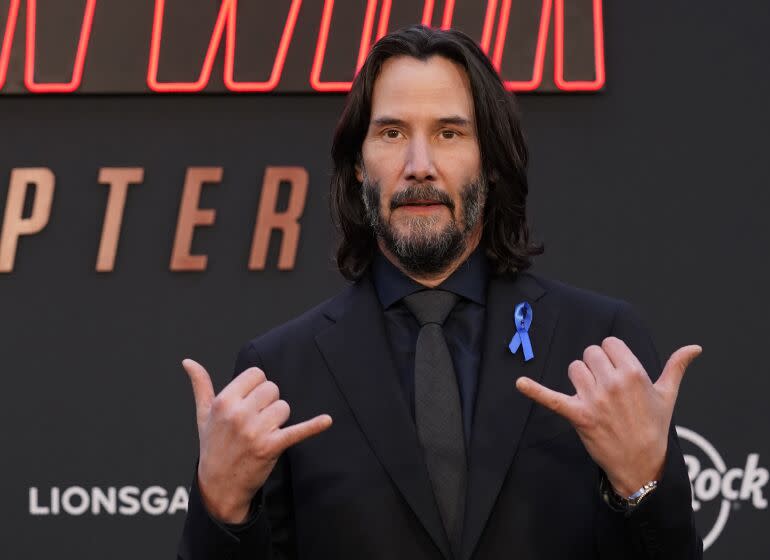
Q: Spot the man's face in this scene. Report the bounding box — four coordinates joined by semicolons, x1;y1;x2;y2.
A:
356;55;486;276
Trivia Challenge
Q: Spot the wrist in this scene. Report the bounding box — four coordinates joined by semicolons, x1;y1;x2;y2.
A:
601;474;659;513
197;472;252;524
607;458;665;497
608;477;646;498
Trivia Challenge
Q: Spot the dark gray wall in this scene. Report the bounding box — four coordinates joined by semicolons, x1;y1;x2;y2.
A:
1;1;767;557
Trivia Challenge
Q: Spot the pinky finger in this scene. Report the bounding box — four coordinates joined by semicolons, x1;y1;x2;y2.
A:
275;414;333;451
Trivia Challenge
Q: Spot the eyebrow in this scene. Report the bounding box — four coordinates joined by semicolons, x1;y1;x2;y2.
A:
370;115;473;128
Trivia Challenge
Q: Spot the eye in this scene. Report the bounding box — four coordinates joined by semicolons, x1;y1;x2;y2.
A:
383;129;402;139
441;130;459;139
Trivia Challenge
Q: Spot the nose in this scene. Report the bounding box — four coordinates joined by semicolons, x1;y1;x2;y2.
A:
403;136;437;183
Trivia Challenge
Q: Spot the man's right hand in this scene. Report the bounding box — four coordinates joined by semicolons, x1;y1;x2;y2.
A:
182;358;333;524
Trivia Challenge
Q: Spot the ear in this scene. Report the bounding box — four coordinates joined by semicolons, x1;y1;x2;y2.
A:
354;158;364;183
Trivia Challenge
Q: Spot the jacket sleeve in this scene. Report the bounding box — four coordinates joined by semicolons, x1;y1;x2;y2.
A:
595;301;703;560
176;342;297;560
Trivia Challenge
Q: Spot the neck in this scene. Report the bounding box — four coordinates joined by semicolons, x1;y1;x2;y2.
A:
378;227;482;288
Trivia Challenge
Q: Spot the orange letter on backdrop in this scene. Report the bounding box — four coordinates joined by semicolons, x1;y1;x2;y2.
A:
170;167;222;271
249;166;308;271
0;167;55;272
96;167;145;272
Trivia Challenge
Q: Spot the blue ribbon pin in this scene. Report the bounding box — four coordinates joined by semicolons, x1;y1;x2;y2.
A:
508;301;534;361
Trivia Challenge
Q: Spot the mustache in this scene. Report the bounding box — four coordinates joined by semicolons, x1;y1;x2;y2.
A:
389;184;455;211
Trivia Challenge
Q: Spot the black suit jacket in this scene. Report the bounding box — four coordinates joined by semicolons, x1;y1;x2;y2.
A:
178;271;702;560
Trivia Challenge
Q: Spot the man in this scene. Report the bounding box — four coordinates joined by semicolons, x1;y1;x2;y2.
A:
177;25;702;559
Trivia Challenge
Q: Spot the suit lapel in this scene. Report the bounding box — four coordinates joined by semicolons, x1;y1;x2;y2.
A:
461;272;560;560
315;276;453;560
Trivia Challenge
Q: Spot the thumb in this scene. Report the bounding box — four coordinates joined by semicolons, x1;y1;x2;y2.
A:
656;344;702;398
182;358;216;430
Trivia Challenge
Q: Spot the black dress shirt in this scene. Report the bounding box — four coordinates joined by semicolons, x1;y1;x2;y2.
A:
371;248;488;448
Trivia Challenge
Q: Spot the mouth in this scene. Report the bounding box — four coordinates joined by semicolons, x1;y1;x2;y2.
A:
396;199;447;212
389;184;455;214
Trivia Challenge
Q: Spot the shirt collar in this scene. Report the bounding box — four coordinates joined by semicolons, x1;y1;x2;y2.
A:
371;246;489;309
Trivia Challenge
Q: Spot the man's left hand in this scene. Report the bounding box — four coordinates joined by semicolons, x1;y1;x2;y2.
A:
516;337;702;497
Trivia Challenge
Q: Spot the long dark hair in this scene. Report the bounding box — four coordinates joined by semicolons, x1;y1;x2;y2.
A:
330;24;543;281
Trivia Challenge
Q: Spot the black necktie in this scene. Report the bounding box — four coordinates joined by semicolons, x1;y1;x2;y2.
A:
403;289;467;551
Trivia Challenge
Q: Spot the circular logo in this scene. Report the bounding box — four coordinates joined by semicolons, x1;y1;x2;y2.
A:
676;425;768;551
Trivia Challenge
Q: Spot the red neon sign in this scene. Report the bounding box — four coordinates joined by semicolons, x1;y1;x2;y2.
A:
25;0;97;93
310;0;388;93
0;0;21;90
486;0;605;92
309;0;457;93
422;0;455;30
554;0;605;91
147;0;303;93
1;0;98;93
224;0;302;92
312;0;605;93
0;0;605;94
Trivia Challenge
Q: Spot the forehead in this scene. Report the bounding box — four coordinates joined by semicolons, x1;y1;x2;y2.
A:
370;55;474;122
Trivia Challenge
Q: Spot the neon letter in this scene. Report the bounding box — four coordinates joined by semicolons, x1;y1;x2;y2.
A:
24;0;97;93
309;0;391;92
488;0;605;92
148;0;301;93
0;0;21;90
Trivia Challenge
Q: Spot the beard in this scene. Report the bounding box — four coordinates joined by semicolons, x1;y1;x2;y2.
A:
361;174;487;277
